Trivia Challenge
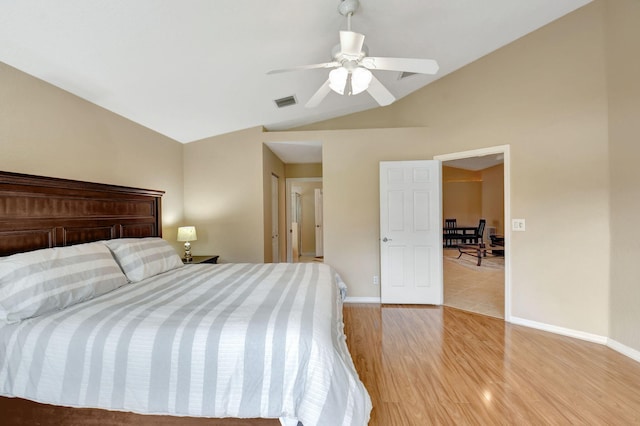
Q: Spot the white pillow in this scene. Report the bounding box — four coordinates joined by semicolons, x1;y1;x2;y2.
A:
0;242;129;324
105;237;183;282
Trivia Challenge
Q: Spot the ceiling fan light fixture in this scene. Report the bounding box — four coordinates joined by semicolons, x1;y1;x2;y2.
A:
329;67;348;94
351;67;372;94
329;67;372;95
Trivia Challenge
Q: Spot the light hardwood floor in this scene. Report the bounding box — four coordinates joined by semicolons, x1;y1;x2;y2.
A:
5;305;640;425
344;304;640;425
443;248;505;318
298;255;323;263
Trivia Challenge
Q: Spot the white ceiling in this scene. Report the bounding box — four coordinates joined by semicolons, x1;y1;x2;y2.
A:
265;141;323;164
444;154;504;171
0;0;590;149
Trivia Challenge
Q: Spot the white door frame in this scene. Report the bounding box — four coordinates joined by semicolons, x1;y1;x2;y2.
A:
314;188;324;257
271;174;280;263
285;177;323;262
434;144;511;321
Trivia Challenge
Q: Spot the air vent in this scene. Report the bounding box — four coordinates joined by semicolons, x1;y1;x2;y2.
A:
399;71;417;80
274;95;297;108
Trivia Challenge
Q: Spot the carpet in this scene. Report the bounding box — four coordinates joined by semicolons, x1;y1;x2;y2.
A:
445;253;505;271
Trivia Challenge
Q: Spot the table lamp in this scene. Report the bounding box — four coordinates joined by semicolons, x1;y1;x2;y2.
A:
177;226;197;262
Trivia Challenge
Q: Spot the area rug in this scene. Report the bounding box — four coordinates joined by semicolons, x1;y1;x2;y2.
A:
445;253;505;271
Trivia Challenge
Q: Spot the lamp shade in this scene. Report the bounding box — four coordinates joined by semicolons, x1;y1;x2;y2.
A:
177;226;197;242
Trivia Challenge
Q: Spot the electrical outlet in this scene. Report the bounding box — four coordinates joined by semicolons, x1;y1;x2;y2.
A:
512;218;526;231
373;275;379;285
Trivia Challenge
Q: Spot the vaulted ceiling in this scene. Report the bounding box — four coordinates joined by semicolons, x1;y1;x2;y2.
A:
0;0;590;144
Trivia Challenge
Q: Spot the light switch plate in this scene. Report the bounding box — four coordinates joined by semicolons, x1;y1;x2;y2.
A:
512;219;526;231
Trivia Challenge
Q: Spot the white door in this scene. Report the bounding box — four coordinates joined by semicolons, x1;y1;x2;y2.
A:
380;160;442;304
271;175;279;263
314;188;324;257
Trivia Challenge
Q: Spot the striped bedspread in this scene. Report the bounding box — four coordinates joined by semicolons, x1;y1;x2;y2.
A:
0;262;371;426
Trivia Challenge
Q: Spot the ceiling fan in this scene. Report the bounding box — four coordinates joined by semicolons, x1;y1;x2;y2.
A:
268;0;439;108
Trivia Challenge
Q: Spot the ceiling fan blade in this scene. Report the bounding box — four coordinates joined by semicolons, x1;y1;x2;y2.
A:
339;31;365;56
267;62;340;74
361;57;439;74
367;74;396;106
305;79;332;108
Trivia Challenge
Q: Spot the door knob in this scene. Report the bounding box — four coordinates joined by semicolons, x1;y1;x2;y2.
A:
382;237;392;242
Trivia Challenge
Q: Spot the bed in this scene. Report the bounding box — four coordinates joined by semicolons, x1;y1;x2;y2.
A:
0;171;371;426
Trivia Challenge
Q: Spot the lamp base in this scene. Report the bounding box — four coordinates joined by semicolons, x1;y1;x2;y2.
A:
183;241;192;262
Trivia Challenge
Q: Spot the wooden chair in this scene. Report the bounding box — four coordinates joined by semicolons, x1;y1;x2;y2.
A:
460;219;486;245
443;218;459;247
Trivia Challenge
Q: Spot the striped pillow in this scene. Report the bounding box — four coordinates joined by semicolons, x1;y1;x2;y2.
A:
0;242;129;324
105;237;183;282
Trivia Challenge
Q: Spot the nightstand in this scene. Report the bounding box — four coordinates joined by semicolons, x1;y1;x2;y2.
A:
182;255;219;264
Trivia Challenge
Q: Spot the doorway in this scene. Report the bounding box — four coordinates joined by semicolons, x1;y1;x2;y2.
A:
285;177;323;263
434;145;511;321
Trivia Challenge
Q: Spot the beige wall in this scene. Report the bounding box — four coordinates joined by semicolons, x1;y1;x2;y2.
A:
606;0;640;352
280;1;611;337
442;167;482;228
482;164;505;236
183;127;265;263
0;61;185;247
442;167;481;182
285;163;322;178
443;181;482;227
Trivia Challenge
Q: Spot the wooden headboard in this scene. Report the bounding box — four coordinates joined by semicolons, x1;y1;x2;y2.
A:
0;171;164;257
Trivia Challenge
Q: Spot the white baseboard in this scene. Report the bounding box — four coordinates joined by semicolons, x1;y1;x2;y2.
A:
509;316;608;345
607;338;640;363
344;296;381;304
